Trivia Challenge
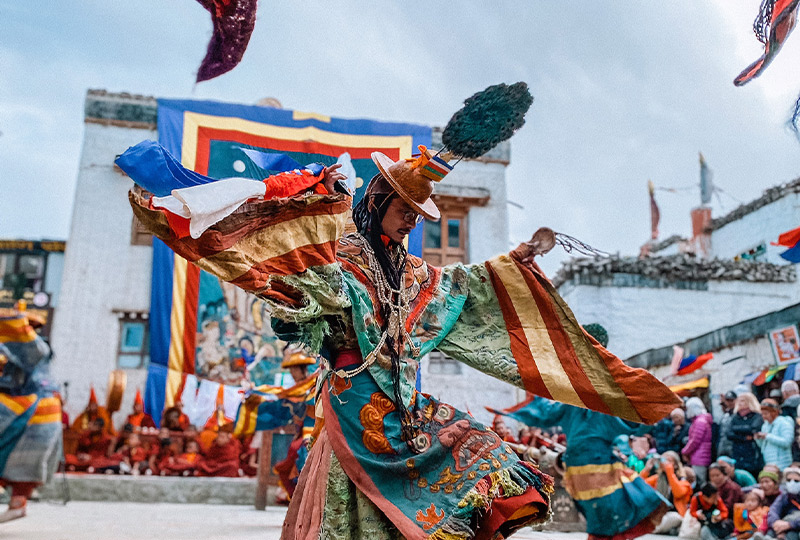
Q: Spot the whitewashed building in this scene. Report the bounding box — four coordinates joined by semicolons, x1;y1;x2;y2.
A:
555;176;800;403
50;90;157;422
51;89;519;427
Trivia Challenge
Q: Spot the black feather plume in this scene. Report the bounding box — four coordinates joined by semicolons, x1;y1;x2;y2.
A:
442;82;533;159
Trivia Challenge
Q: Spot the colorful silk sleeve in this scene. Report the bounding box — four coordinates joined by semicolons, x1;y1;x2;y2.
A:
429;254;680;425
129;187;352;314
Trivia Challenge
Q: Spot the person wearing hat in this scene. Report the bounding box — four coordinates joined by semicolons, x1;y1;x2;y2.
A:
125;388;156;429
759;465;785;507
0;308;62;523
72;386;116;437
717;456;757;488
719;390;739;458
763;466;800;540
123;86;681;539
756;398;794;470
281;350;316;386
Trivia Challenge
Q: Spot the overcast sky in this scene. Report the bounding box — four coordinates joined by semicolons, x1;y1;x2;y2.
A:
1;1;799;275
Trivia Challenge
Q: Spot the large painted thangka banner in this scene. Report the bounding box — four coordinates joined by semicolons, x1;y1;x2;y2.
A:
144;98;431;427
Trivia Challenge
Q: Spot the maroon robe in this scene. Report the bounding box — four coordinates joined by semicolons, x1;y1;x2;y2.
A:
195;438;241;477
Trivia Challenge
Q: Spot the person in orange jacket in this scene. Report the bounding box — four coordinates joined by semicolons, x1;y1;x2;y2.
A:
641;450;693;533
732;488;769;539
691;483;731;539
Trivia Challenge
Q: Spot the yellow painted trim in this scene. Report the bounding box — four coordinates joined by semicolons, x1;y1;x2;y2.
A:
180;111;415;172
490;255;586;409
292;110;331;123
165;255;189;408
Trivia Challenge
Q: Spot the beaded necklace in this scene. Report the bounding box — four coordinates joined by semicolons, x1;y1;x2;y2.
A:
332;235;420;380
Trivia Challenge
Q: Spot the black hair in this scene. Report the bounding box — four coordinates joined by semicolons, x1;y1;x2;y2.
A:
708;463;725;475
352;175;414;442
352;177;407;290
700;483;718;497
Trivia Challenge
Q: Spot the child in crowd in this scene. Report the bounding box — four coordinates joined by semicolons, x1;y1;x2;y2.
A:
160;439;201;477
733;489;769;539
149;428;178;475
115;432;151;475
690;483;730;540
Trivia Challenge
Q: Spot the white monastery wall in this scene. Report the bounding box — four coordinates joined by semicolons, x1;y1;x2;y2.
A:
560;279;798;360
51;121;154;424
712;194;800;265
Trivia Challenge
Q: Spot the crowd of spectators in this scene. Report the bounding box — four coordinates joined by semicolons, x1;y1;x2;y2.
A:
61;398;260;479
502;379;800;540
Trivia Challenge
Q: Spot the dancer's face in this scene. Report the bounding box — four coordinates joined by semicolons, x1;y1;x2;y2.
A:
381;197;421;244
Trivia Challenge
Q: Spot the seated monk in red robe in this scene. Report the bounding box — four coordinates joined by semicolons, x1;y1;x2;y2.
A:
65;418;120;473
160;439;202;476
113;433;151;475
195;424;241;477
148;428;178;475
71;388;116;437
125;390;155;430
239;435;259;477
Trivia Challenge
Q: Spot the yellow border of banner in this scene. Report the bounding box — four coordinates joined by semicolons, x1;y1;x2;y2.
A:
181;111;415;171
165;110;416;405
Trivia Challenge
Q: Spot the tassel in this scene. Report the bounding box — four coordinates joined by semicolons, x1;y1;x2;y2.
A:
555;232;609;257
753;0;775;44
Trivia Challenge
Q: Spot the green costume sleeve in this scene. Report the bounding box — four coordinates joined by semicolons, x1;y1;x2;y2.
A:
414;253;680;425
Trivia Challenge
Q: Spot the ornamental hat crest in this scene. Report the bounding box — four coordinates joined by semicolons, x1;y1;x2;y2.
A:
371;82;534;223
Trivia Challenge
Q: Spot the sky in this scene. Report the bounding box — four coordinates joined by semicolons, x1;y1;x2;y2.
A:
1;1;799;276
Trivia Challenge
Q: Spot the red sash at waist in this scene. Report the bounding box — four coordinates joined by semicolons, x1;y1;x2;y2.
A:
334;349;362;370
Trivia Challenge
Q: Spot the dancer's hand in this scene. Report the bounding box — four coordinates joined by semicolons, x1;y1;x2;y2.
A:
512;227;556;266
322;163;346;193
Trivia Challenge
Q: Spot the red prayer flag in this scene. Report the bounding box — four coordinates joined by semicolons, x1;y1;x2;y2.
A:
774;225;800;248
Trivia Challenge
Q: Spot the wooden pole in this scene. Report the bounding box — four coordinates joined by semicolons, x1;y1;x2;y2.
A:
254;431;272;510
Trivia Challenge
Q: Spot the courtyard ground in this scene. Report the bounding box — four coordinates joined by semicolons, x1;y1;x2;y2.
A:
1;501;674;540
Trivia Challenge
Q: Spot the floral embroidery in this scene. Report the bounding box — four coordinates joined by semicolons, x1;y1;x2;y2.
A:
359;392;396;455
416;503;445;531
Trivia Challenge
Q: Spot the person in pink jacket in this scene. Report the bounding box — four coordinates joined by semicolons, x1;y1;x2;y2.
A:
682;397;714;484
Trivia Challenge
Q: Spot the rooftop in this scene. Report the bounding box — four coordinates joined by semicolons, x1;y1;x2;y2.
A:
553;253;796;289
83;90;511;162
707;176;800;232
85;89;157;129
649;234;686;253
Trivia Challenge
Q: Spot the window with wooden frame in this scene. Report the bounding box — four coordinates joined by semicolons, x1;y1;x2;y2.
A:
117;313;150;369
423;200;468;266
